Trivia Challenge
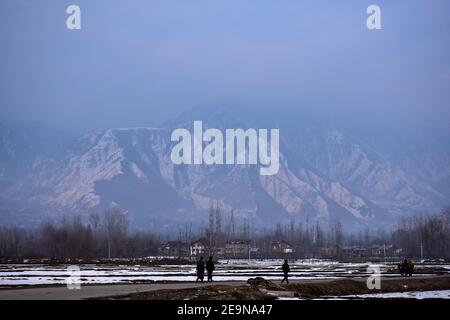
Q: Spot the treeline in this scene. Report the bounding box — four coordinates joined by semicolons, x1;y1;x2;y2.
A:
1;206;449;260
178;202;352;255
0;206;159;260
391;207;450;259
183;204;450;259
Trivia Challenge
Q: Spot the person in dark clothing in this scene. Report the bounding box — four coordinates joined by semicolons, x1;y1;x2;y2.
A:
397;262;403;275
406;259;415;277
398;258;414;277
281;259;290;284
206;256;215;282
196;256;205;282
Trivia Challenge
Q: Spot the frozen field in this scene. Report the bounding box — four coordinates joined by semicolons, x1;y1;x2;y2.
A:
1;259;448;286
340;290;450;299
279;290;450;300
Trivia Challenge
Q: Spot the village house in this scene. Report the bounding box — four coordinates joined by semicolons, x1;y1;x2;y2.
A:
190;238;209;256
320;245;340;258
370;245;383;257
394;247;403;256
225;239;251;258
338;244;402;259
159;241;189;257
215;247;225;257
383;245;398;257
370;245;399;257
271;240;295;254
341;246;367;258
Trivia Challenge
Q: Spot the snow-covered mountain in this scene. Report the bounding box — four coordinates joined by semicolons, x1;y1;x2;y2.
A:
1;108;449;231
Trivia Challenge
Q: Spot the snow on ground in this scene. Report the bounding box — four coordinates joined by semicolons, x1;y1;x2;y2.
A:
0;260;448;286
339;290;450;299
278;290;450;300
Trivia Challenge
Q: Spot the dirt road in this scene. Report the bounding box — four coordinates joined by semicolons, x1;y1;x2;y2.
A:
0;281;247;300
0;278;331;300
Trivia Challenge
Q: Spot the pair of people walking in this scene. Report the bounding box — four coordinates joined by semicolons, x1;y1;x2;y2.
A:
196;256;215;282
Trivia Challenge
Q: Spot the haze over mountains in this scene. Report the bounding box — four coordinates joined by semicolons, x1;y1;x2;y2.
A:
1;106;448;233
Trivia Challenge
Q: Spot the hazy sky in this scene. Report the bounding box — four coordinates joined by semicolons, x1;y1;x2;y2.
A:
1;0;449;133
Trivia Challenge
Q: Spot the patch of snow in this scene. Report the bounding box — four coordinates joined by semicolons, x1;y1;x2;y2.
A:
341;290;450;300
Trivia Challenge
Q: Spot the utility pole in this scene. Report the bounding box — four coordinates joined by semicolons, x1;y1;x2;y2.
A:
420;242;424;261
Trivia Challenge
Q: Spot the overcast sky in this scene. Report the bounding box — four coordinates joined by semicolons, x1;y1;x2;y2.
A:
1;0;449;134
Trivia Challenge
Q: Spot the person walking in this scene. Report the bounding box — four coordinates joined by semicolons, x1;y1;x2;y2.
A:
196;256;205;282
206;256;215;282
281;259;290;284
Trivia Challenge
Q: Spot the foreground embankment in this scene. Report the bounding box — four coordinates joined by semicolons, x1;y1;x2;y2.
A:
96;275;450;300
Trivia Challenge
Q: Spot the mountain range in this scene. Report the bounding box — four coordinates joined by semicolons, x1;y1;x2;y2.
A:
1;107;449;233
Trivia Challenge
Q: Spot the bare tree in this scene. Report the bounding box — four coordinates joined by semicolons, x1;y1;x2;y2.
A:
215;202;222;235
230;208;235;238
208;201;215;248
104;205;129;259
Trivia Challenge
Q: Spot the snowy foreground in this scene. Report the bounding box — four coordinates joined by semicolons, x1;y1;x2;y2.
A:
341;290;450;299
278;290;450;300
1;259;448;287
